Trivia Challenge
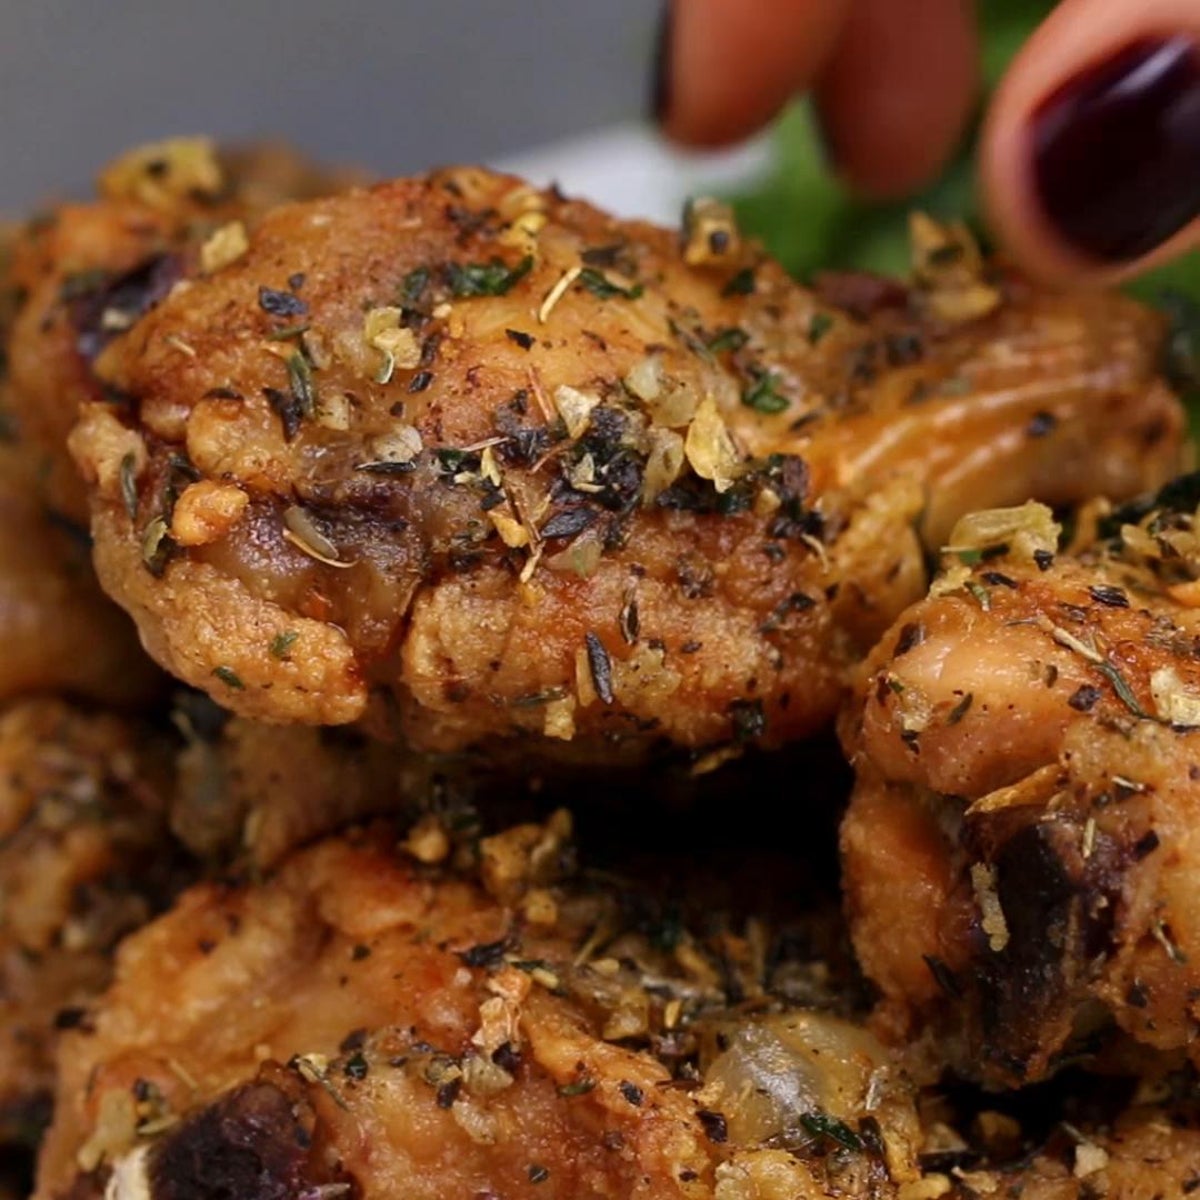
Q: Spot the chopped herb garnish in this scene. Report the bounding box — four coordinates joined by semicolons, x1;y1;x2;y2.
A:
1089;584;1129;609
287;352;315;418
505;328;535;350
141;515;173;577
721;267;755;297
707;326;749;354
269;630;298;659
212;665;245;690
258;286;308;318
541;507;596;540
576;267;643;301
584;632;614;705
742;372;789;415
408;370;433;393
435;447;470;473
557;1078;596;1097
807;312;834;344
344;1052;369;1081
1069;685;1102;712
458;938;512;969
697;1110;729;1143
1095;661;1150;720
729;697;766;743
446;255;533;298
266;323;310;341
264;386;303;441
965;580;992;611
947;692;974;725
401;267;431;305
527;1165;550;1184
1027;410;1057;437
618;1081;644;1106
800;1111;863;1151
119;452;139;520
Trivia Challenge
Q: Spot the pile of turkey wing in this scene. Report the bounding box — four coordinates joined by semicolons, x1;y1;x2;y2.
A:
1;137;1198;1200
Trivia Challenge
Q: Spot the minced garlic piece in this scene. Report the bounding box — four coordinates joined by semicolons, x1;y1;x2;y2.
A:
685;396;741;493
402;814;451;864
944;502;1060;565
682;197;741;266
970;863;1010;952
1150;666;1200;727
170;480;249;547
489;509;529;548
553;385;599;439
642;428;685;503
98;137;223;209
909;212;1000;324
199;221;249;274
363;308;421;383
543;695;577;740
367;424;423;467
1073;1141;1109;1179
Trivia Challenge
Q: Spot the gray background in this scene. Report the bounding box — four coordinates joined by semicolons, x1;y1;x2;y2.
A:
0;0;658;211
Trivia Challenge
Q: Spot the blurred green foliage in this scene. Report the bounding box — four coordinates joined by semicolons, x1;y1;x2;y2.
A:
731;0;1199;306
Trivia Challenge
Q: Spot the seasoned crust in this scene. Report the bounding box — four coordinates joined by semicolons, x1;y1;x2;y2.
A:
35;816;925;1200
0;699;182;1148
840;484;1200;1087
56;165;1182;752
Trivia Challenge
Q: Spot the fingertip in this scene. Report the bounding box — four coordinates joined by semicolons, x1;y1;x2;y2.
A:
657;0;849;148
814;0;980;199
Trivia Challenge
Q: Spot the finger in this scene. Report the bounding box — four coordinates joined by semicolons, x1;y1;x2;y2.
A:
654;0;850;147
981;0;1200;287
814;0;980;199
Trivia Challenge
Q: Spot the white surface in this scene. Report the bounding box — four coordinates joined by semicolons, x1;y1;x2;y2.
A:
499;123;774;224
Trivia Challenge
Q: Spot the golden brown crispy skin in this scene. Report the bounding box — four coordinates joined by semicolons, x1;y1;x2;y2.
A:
53;164;1181;752
840;485;1200;1087
35;817;930;1200
0;699;182;1148
0;444;162;708
3;139;359;524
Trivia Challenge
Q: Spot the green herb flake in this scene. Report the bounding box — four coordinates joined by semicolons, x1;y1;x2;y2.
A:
807;312;834;344
1096;661;1151;721
287;352;315;418
269;630;299;659
965;580;992;611
557;1078;596;1097
721;267;755;297
707;326;749;354
947;692;974;725
212;665;245;690
576;267;643;301
141;515;172;577
119;453;139;520
344;1051;369;1081
402;266;431;305
742;372;790;415
447;256;533;298
266;323;310;341
799;1110;863;1151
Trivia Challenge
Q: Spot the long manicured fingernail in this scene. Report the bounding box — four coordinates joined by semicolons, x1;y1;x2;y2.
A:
649;3;675;123
1032;36;1200;263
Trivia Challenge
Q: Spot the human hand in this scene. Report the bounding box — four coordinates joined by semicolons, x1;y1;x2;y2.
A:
653;0;1199;287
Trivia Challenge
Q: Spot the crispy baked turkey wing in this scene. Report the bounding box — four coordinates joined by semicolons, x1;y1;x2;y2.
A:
43;159;1181;753
841;484;1200;1087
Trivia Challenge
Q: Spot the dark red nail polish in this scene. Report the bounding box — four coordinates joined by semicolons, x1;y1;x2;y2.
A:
649;3;675;124
1033;36;1200;263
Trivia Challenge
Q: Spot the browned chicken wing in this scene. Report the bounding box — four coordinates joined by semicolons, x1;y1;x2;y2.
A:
30;154;1178;756
0;699;182;1149
841;481;1200;1087
33;811;1200;1200
34;814;931;1200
